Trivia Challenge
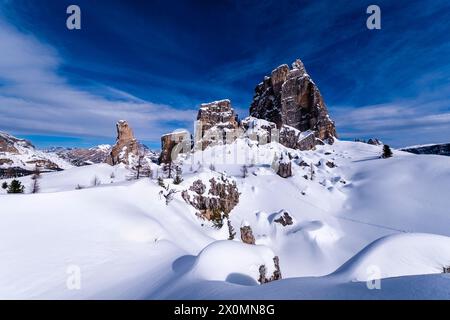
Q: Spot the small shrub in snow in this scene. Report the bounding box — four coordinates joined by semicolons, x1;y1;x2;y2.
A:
241;165;248;178
75;184;85;190
157;177;165;188
7;179;24;194
1;182;7;190
173;165;183;185
209;163;216;171
227;219;236;240
91;176;101;186
309;163;315;180
158;185;179;206
30;179;40;194
382;145;393;158
31;165;41;180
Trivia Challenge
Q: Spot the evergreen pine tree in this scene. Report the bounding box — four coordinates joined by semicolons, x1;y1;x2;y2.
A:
173;166;183;185
382;144;393;158
7;179;24;194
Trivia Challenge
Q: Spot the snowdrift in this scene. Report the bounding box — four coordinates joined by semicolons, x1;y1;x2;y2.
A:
331;233;450;281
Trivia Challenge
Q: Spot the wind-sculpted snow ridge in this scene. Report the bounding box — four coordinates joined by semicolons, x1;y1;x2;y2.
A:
1;138;450;299
330;233;450;281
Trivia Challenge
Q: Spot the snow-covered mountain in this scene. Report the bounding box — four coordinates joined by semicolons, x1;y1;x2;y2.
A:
401;143;450;157
0;132;72;177
45;145;113;166
1;59;449;300
1;138;449;299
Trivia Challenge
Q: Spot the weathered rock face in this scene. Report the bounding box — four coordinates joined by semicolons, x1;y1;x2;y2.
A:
274;211;294;226
276;153;292;178
240;224;256;244
106;120;139;165
258;256;282;284
279;126;316;150
159;130;191;164
241;116;277;145
195;99;239;150
0;132;33;154
182;176;240;228
250;59;337;144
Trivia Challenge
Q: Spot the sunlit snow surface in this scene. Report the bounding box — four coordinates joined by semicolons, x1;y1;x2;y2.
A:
0;139;450;299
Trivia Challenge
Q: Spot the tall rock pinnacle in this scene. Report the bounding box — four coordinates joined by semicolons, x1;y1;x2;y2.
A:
106;120;139;165
250;59;337;143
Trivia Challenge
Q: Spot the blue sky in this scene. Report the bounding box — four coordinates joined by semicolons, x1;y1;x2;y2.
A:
0;0;449;149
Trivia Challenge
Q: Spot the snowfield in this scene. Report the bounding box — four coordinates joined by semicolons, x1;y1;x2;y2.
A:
0;139;450;299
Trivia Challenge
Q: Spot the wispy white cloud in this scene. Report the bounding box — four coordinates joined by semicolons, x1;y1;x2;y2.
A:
0;19;197;143
333;98;450;147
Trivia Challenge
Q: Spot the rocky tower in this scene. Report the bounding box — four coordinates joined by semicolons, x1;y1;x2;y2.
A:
194;99;239;150
106;120;139;165
250;59;336;142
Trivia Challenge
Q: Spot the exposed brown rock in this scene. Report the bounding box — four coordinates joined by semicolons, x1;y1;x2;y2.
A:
106;120;139;165
194;99;239;150
276;153;292;178
258;256;282;284
279;125;316;150
240;224;256;244
159;130;191;164
250;59;337;146
182;176;240;228
274;211;294;226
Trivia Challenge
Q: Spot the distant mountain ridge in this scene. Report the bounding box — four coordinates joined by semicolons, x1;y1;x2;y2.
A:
401;143;450;157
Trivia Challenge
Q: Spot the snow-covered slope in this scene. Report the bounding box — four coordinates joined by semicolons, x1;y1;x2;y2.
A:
0;132;72;174
0;139;449;299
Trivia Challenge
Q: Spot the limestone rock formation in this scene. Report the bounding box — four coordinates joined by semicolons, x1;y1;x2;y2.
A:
258;256;282;284
159;130;191;164
250;59;336;145
241;116;277;145
106;120;139;165
279;126;316;150
274;211;294;226
240;223;256;245
194;99;239;150
182;175;240;228
277;159;292;178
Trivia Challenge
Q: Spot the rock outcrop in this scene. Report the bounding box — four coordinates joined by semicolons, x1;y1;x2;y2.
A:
182;175;240;228
106;120;139;165
258;256;282;284
276;153;292;178
250;59;336;144
194;99;239;150
240;223;256;245
159;130;191;164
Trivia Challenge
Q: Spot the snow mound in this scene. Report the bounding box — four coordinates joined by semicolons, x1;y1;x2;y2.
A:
189;241;276;285
332;233;450;281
